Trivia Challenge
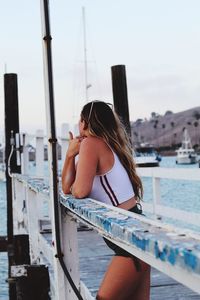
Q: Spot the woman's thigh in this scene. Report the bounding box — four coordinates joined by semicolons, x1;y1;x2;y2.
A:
128;264;151;300
97;256;150;300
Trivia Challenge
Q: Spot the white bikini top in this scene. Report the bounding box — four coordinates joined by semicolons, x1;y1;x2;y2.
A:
88;149;135;206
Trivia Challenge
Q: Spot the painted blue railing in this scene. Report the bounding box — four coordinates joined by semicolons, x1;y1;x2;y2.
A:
60;195;200;293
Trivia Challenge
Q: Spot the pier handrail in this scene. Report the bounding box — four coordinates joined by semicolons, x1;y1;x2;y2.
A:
60;194;200;290
137;167;200;228
12;174;200;299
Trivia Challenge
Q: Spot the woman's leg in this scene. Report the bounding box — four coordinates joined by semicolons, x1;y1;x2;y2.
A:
128;262;151;300
96;256;150;300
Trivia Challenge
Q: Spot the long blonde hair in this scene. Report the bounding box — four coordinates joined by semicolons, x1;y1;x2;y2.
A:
81;101;143;200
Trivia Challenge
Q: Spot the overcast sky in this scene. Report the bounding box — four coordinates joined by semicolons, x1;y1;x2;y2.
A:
1;0;200;135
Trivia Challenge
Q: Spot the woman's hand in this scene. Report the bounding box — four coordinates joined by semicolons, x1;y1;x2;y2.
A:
62;131;85;194
67;131;84;158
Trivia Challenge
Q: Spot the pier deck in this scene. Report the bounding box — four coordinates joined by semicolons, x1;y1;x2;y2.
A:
78;229;200;299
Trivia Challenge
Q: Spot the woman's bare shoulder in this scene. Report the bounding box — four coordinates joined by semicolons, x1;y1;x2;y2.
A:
78;137;103;165
81;136;104;147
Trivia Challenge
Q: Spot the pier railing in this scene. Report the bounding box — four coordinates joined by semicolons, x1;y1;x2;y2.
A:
12;173;200;300
137;167;200;228
4;127;200;230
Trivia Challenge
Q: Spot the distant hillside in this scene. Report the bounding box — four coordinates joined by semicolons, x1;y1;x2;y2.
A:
131;106;200;149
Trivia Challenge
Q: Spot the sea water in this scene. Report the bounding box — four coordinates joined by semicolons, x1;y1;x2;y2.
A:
144;157;200;212
142;156;200;231
0;156;200;299
0;181;7;299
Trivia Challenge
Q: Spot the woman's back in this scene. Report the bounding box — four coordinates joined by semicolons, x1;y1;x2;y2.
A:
86;137;134;206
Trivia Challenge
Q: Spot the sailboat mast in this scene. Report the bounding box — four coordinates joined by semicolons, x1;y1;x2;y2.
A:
82;6;88;102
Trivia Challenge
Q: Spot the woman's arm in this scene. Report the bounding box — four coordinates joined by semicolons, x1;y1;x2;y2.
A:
61;132;82;194
71;137;98;198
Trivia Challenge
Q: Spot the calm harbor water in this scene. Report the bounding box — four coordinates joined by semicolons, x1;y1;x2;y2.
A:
0;156;200;299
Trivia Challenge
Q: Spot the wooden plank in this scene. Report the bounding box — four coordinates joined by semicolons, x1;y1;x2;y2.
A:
150;284;200;300
0;236;7;252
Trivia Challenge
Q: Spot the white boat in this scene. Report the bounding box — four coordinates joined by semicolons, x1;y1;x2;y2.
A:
134;145;161;167
176;129;198;164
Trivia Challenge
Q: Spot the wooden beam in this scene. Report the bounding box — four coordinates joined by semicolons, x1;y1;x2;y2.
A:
60;196;200;295
4;73;21;299
111;65;131;138
0;236;7;252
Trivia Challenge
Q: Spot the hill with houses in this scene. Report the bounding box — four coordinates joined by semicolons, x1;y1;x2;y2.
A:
131;106;200;153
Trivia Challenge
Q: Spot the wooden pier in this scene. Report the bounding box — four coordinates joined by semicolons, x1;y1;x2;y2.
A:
6;172;199;299
15;189;199;300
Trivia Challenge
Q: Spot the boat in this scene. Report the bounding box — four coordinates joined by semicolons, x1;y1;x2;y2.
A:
134;144;161;167
175;129;198;164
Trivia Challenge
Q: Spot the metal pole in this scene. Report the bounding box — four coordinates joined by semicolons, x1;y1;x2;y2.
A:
40;0;63;297
40;2;83;299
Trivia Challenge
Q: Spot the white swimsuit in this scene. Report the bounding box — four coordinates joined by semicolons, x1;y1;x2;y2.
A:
88;149;135;206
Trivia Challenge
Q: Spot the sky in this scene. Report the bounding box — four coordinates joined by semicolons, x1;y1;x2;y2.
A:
1;0;200;136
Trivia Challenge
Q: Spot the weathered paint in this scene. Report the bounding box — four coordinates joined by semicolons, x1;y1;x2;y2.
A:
11;265;28;277
59;196;200;276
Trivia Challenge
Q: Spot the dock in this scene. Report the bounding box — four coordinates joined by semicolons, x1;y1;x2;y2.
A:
3;172;198;299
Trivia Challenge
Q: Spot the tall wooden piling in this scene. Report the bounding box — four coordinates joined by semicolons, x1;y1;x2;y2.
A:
4;73;21;299
12;265;50;300
111;65;131;138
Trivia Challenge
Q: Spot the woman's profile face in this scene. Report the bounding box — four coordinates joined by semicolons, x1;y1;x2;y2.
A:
78;118;86;136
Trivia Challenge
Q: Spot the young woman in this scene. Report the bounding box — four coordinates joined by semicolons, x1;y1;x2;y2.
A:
62;100;150;300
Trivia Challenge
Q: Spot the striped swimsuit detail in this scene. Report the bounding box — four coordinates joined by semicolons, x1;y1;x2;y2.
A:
99;175;120;206
88;150;134;206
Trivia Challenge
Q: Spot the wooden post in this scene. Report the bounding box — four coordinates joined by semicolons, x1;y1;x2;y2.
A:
61;210;80;300
11;265;50;300
4;73;21;299
12;177;27;235
111;65;131;138
35;130;44;177
21;133;29;175
0;236;7;252
152;177;161;220
13;235;30;265
26;188;42;263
